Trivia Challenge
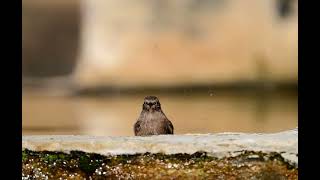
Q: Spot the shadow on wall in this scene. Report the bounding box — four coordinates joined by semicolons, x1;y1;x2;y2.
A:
22;0;80;77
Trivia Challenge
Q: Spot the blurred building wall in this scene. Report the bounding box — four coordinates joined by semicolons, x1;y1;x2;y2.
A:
73;0;297;88
22;0;80;77
22;0;298;88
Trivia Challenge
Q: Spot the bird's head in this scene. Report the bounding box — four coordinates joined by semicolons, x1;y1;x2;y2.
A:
142;96;161;112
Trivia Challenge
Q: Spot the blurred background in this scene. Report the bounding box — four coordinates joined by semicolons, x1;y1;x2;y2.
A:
22;0;298;136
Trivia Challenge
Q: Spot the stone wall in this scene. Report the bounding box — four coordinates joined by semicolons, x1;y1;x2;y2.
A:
22;129;298;179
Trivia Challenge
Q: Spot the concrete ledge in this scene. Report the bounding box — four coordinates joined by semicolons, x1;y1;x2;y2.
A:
22;128;297;166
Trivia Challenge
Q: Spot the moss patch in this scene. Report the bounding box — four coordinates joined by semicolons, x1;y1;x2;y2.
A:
22;149;297;179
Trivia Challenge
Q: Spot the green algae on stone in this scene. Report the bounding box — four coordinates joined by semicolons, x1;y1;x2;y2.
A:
22;150;27;162
77;151;104;174
22;150;298;179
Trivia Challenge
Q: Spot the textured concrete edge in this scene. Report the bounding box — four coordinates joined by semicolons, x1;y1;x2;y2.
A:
22;129;298;167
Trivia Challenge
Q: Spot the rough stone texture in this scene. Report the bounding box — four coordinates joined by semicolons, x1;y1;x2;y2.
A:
23;128;297;167
22;150;297;179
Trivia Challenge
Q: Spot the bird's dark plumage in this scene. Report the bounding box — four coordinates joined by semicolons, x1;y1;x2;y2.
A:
134;96;174;136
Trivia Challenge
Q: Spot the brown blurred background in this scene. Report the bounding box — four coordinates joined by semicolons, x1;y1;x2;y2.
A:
22;0;297;136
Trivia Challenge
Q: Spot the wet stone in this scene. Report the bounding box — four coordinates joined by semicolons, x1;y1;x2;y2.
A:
22;150;297;179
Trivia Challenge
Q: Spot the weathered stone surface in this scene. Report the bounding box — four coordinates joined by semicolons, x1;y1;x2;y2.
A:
22;128;297;167
22;150;297;179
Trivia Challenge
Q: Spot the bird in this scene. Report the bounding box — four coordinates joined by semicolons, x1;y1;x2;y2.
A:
134;96;174;136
